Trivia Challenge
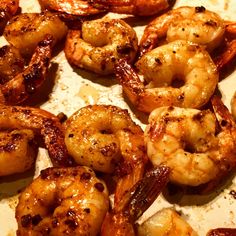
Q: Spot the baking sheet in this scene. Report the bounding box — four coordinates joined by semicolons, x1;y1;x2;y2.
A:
0;0;236;235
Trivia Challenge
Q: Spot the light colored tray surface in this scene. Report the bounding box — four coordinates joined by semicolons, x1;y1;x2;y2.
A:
0;0;236;235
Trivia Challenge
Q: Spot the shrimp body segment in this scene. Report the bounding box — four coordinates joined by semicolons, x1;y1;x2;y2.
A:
0;105;73;167
65;104;147;205
16;166;109;236
4;11;68;56
231;91;236;120
64;17;138;75
90;0;175;16
139;6;225;56
116;40;218;113
138;208;197;236
144;97;236;186
0;129;36;176
0;0;19;32
0;35;53;105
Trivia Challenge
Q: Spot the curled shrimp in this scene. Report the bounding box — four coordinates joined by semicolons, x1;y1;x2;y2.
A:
101;166;171;236
16;166;109;235
4;11;68;56
0;45;24;84
0;129;37;176
90;0;175;16
0;0;19;33
0;104;73;167
39;0;106;17
115;40;218;113
144;96;236;187
0;35;53;105
139;6;225;56
138;208;197;236
64;17;138;75
64;104;147;204
231;91;236;120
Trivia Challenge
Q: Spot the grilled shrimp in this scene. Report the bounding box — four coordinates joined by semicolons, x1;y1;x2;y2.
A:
0;105;73;167
231;91;236;120
0;35;53;105
65;104;147;205
0;129;36;176
0;45;24;84
139;6;225;56
144;96;236;187
0;0;19;33
39;0;106;17
16;166;109;236
64;17;138;75
115;40;218;113
90;0;175;16
4;11;68;56
101;166;171;236
138;208;197;236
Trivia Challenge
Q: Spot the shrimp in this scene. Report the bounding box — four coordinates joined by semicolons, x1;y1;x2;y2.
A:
0;45;24;84
0;129;36;176
231;91;236;120
39;0;106;17
139;6;225;56
138;208;197;236
64;16;138;75
207;228;236;236
4;11;68;56
101;166;171;236
115;40;218;113
64;104;147;204
89;0;175;16
144;96;236;187
16;166;109;236
0;104;73;167
0;0;19;33
0;35;53;105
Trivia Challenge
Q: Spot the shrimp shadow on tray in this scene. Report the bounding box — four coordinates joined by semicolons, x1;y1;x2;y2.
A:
72;66;118;87
23;62;59;107
0;167;35;200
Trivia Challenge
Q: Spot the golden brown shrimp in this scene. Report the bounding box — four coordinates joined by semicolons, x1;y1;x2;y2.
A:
101;166;171;236
144;96;236;187
138;208;197;236
139;6;225;56
0;35;53;105
0;104;73;167
65;104;147;205
207;228;236;236
39;0;106;17
64;16;138;75
0;45;24;84
16;166;109;236
90;0;175;16
4;11;68;56
0;0;19;33
115;40;218;113
0;129;36;176
231;91;236;120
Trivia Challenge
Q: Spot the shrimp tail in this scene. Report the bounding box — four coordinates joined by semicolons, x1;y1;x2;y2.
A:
214;39;236;71
115;58;144;106
101;166;170;236
0;34;54;105
207;228;236;236
211;96;235;130
121;165;171;221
